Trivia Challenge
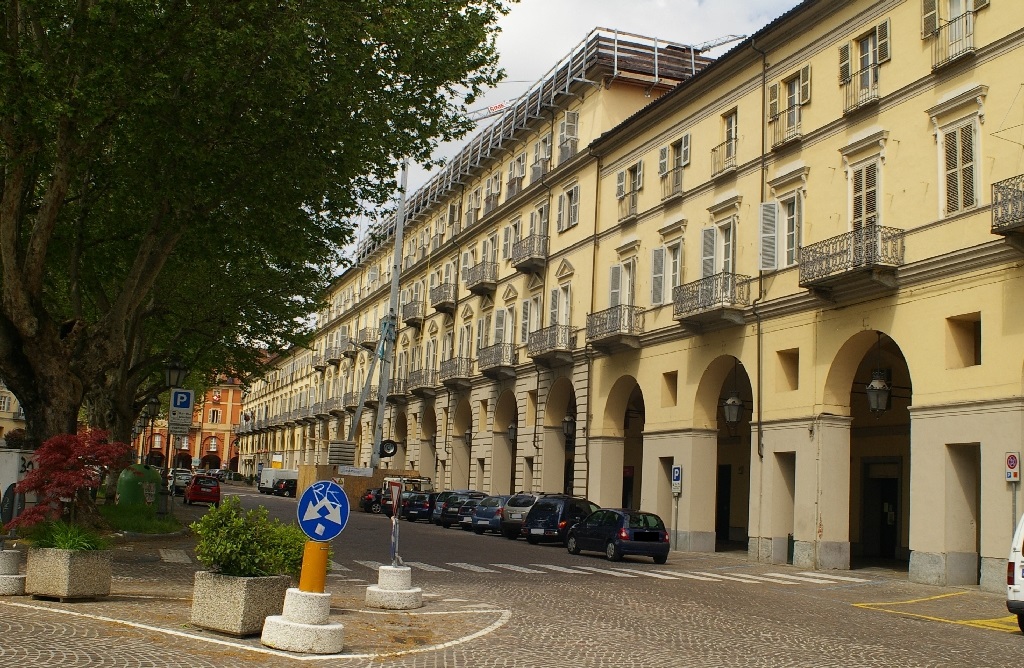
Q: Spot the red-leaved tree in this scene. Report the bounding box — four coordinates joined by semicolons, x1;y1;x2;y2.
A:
7;430;132;530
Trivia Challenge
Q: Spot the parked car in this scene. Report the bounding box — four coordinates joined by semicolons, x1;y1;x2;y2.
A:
567;509;670;563
360;488;384;514
168;469;193;494
382;491;413;518
183;474;220;507
432;490;478;525
272;478;298;498
521;495;599;545
440;492;485;528
472;495;511;534
501;492;553;539
403;492;437;522
1007;510;1024;632
456;497;484;530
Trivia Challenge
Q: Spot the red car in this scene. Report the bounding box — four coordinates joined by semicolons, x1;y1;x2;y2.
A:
183;475;220;507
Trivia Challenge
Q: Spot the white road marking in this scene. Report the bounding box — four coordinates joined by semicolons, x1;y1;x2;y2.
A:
799;571;870;583
405;561;451;572
692;571;767;583
491;563;546;574
448;562;499;573
354;560;383;571
158;549;191;564
724;573;798;585
328;560;350;572
613;568;680;580
573;566;638;578
763;572;845;584
532;564;589;574
655;571;722;581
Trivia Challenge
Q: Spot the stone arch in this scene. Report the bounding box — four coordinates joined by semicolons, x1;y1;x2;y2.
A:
450;398;472;489
692;355;749;429
601;375;640;439
492;390;518;494
822;330;886;416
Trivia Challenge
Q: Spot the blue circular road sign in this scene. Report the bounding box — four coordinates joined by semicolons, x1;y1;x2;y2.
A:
296;480;350;542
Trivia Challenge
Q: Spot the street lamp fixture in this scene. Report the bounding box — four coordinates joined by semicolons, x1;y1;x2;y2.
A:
464;427;472;446
166;356;189;388
507;422;517;444
722;392;743;427
562;414;576;438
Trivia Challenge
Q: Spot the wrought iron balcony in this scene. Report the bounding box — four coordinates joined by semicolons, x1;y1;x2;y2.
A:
408;369;439;398
798;221;905;293
841;65;879;115
340;337;357;359
465;261;498;295
770;105;802;149
478;343;518;380
711;138;737;177
439;357;473;391
364;386;380;408
993;175;1024;242
387;378;408;404
531;159;549;181
313;402;330;419
528;325;577;367
342;392;359;411
325;398;345;415
311;355;326;372
430;282;457;313
586;305;644;354
661;167;683;201
673;272;751;331
618;191;639;222
357;327;379;350
932;11;975;70
402;301;426;328
559;138;578;164
507;176;524;199
511;235;549;274
325;346;342;365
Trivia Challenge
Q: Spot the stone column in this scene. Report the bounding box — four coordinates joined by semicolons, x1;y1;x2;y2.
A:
587;435;624;509
796;414;852;570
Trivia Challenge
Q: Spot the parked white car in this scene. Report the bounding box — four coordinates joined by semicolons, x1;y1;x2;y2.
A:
1008;511;1024;633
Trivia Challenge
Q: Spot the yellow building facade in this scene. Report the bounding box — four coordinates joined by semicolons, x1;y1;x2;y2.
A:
239;0;1024;592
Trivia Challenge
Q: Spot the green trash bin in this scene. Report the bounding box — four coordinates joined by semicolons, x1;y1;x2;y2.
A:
116;464;162;506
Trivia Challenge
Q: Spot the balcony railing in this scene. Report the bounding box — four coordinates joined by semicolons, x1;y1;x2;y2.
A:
342;392;359;411
511;234;549;273
311;355;326;371
478;343;518;379
770;104;802;149
324;398;343;414
932;11;975;70
313;402;329;418
587;305;644;344
992;175;1024;235
528;325;576;366
711;138;737;177
661;167;683;200
340;337;357;359
531;159;550;181
507;176;524;198
387;378;408;403
325;346;342;364
618;191;639;222
439;357;473;390
408;368;439;396
357;327;379;350
559;138;578;163
465;261;498;295
672;272;751;322
402;301;426;327
841;65;879;114
798;221;905;287
364;386;380;407
430;283;457;312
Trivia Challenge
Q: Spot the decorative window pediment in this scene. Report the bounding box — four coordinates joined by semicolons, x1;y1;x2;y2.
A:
460;305;475;320
502;284;519;302
555;259;575;279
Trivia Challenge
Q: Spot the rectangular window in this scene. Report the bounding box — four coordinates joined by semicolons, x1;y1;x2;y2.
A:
557;185;580;232
209;408;222;424
651;247;665;305
521;299;531;343
943;121;977;215
668;242;682;290
0;396;9;412
852;161;879;229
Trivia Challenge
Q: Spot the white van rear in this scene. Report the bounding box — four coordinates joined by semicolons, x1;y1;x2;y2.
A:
1008;512;1024;633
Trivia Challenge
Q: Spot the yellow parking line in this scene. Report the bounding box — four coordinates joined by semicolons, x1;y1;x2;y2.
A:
853;592;1019;634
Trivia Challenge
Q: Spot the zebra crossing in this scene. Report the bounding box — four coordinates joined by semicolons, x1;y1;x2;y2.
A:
330;559;874;586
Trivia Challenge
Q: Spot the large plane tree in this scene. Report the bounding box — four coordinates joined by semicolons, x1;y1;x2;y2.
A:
0;0;509;447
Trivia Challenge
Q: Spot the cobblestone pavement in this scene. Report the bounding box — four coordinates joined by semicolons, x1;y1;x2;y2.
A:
0;494;1020;666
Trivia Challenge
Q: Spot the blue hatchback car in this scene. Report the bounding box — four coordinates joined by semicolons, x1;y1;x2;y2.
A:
471;495;511;534
566;509;670;563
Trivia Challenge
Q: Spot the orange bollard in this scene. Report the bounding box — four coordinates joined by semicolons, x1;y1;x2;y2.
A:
298;540;329;593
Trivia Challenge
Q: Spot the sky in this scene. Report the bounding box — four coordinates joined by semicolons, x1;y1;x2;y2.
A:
354;0;806;246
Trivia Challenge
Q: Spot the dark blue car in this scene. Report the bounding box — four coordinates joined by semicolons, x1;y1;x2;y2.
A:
471;495;511;534
566;509;670;563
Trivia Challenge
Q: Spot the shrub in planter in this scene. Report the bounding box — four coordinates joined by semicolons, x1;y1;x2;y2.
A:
24;522;112;600
189;496;309;635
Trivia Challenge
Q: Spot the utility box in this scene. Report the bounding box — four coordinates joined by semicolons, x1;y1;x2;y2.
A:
116;465;162;506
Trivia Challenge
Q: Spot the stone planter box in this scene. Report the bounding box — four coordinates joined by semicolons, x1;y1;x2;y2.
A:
25;548;112;600
190;571;291;636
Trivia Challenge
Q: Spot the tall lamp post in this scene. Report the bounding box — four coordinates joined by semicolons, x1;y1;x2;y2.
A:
145;396;160;466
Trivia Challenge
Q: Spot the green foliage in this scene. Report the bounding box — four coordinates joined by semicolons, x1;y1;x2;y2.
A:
33;522;107;551
191;497;308;578
98;503;181;535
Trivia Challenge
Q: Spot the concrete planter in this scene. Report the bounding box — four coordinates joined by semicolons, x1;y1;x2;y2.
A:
190;571;291;636
25;548;112;600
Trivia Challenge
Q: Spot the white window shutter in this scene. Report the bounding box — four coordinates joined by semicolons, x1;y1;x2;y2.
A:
922;0;938;38
651;247;665;305
476;318;484;353
521;300;531;343
681;133;691;166
564;285;571;325
494;309;506;344
565;111;578;139
760;201;779;272
701;227;717;278
462;251;470;279
658;147;669;176
616;171;626;199
549;289;559;326
503;226;511;258
635;160;644;190
800;64;811;104
768;82;779;119
838;42;851;83
876;19;891;64
494;173;501;194
556;193;566;231
609;264;622;307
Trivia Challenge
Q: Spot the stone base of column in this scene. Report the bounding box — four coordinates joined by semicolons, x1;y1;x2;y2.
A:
365;565;422;610
261;588;343;654
0;551;25;596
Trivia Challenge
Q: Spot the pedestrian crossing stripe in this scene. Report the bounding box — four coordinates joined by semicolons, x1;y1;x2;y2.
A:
691;571;773;584
328;560;350;572
532;564;589;574
354;560;384;570
764;572;845;584
573;566;637;578
448;563;499;573
613;568;680;580
797;571;869;583
491;563;546;574
657;571;720;581
405;561;451;572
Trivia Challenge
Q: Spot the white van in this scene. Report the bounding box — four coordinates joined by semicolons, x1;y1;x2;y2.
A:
1008;511;1024;633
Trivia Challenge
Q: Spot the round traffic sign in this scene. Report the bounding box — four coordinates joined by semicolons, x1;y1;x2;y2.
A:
297;480;350;542
1009;454;1019;470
